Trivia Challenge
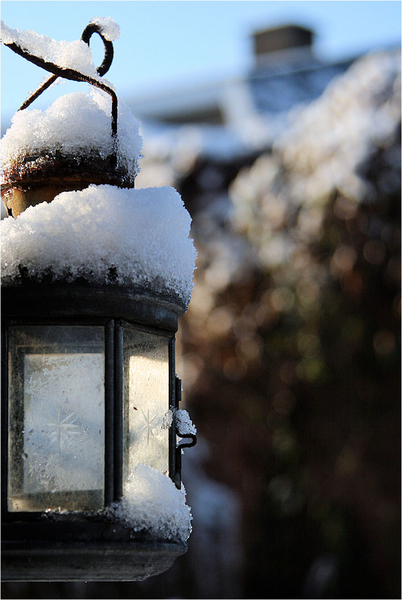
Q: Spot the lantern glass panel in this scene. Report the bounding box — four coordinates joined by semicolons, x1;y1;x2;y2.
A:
123;328;170;489
8;326;105;512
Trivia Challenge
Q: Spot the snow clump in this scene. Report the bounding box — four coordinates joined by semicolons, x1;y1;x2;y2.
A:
89;16;120;41
175;409;197;436
0;17;120;77
0;20;97;79
110;464;192;543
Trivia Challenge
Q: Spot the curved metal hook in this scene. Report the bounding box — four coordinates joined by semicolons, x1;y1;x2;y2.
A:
174;429;197;490
177;432;197;450
4;22;118;142
81;22;114;77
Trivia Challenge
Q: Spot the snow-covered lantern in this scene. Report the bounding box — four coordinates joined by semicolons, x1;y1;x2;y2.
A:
1;20;197;581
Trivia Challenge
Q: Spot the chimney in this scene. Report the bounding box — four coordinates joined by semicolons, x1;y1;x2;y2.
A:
252;25;314;67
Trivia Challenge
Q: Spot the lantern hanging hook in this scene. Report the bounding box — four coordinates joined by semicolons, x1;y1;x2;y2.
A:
2;21;118;139
81;22;114;77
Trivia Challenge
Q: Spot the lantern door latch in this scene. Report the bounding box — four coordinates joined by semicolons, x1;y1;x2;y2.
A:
173;377;197;488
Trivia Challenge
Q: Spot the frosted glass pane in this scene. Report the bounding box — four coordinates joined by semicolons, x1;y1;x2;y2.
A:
8;326;105;512
123;328;170;488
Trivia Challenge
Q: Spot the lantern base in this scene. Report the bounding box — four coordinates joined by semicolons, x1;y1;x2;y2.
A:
2;539;187;581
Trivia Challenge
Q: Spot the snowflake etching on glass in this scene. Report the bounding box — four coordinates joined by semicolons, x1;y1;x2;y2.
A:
42;407;83;452
138;408;163;445
125;335;170;475
21;351;105;495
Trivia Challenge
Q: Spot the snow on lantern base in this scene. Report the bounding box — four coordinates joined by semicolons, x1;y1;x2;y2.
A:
110;464;192;543
4;467;191;581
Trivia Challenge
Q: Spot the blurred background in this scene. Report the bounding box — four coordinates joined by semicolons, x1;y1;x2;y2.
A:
1;2;401;598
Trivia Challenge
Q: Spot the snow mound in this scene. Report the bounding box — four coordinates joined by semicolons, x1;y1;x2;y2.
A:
1;89;142;177
1;184;196;306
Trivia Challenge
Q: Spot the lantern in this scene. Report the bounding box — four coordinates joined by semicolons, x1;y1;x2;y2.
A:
1;19;197;581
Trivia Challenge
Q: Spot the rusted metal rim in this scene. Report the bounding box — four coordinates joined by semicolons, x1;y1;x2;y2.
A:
1;152;135;218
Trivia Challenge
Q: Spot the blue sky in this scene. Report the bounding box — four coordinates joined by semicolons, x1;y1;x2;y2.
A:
1;1;401;123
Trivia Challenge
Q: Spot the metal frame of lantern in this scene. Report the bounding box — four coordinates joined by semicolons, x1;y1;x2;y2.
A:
2;285;194;581
1;23;196;582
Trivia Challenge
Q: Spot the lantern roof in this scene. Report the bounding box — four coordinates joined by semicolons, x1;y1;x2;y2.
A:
0;19;196;312
1;184;196;310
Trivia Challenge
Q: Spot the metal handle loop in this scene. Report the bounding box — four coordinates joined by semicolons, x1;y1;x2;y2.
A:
174;429;197;490
81;23;113;76
176;431;197;450
3;21;118;145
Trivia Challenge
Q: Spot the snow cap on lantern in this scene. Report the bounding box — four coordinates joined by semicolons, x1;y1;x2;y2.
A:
0;18;197;311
